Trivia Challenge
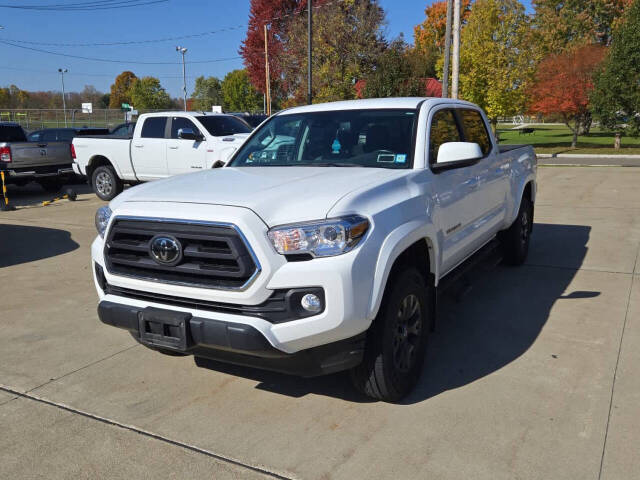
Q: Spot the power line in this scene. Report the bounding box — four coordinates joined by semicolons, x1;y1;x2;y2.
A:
0;0;346;48
0;0;167;10
0;40;242;65
0;24;246;47
0;65;203;79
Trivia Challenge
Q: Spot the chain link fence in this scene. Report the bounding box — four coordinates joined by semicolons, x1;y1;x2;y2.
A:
0;108;177;131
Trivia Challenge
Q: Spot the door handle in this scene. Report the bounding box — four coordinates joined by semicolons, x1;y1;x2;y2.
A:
133;144;144;148
168;146;178;149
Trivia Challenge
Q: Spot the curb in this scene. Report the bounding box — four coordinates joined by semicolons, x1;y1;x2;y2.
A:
536;153;640;159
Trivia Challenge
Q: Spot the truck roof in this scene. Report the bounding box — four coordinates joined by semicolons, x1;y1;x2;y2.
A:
139;111;238;119
281;97;477;115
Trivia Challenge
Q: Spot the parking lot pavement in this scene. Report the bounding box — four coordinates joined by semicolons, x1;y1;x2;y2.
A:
0;167;639;479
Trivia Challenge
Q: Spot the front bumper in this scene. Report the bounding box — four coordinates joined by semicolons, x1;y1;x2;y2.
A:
92;203;379;354
98;300;365;377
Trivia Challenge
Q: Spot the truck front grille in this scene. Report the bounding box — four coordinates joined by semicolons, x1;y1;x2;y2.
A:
104;218;260;290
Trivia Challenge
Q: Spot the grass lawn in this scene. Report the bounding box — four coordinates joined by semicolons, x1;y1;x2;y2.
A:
497;124;640;155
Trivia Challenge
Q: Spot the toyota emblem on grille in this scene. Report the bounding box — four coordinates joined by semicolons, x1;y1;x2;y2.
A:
149;235;183;266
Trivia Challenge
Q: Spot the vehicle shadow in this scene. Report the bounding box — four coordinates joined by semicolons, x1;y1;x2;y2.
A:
0;224;79;268
3;182;93;208
196;223;592;405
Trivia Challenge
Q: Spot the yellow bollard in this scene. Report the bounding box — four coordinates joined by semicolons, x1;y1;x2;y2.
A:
0;171;14;211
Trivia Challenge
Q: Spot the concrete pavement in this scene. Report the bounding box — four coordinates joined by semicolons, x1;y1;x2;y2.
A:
0;167;638;479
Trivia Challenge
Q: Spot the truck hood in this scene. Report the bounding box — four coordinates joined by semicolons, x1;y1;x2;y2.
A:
113;166;401;226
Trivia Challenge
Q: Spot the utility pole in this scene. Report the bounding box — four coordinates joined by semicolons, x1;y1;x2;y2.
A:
307;0;313;105
451;0;461;99
442;0;453;98
176;46;188;111
58;68;68;127
264;24;271;116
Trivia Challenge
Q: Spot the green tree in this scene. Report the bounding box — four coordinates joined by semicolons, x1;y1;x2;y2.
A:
459;0;536;130
532;0;630;55
191;76;223;111
363;38;426;98
127;77;172;109
221;69;262;112
109;71;137;109
99;93;110;109
592;0;640;137
0;88;9;108
280;0;385;105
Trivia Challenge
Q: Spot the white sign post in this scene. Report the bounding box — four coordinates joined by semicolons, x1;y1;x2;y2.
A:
81;102;93;114
211;105;223;113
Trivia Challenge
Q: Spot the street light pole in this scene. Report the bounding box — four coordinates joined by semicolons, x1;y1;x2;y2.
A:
58;68;68;127
307;0;313;105
176;46;188;111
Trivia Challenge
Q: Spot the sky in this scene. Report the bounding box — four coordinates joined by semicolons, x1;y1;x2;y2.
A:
0;0;532;99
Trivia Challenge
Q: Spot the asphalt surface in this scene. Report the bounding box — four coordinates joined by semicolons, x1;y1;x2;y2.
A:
1;167;639;479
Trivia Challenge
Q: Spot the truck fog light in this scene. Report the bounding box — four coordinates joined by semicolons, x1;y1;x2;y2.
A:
301;293;322;313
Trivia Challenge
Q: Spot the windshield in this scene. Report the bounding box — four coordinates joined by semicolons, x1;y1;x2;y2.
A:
230;109;417;169
196;116;251;136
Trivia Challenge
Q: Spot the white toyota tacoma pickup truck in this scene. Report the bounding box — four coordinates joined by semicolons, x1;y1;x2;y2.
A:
92;98;536;402
72;111;251;200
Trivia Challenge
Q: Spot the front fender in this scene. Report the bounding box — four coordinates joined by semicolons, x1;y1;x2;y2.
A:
368;218;439;319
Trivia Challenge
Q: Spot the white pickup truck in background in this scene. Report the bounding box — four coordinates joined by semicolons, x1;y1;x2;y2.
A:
72;112;252;200
92;98;536;402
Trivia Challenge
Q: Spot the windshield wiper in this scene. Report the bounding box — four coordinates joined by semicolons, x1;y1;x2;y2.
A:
302;162;364;167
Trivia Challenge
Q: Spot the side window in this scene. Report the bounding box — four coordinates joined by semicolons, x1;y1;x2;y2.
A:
429;109;462;163
28;131;42;142
141;117;168;139
58;130;75;142
170;117;200;139
459;109;492;155
42;130;58;142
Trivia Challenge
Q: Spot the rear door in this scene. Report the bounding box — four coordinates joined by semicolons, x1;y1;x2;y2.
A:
166;116;207;175
131;116;169;180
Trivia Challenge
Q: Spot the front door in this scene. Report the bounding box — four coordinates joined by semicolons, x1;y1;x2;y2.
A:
131;116;169;180
427;107;483;274
166;116;207;175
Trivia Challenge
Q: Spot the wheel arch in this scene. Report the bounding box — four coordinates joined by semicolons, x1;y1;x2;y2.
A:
368;220;438;320
87;155;120;180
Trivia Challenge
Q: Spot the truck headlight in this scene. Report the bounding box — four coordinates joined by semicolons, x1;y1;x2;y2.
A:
95;206;112;238
267;215;369;257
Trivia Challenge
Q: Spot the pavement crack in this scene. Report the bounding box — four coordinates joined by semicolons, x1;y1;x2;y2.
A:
26;344;140;395
597;242;640;480
0;384;294;480
523;262;633;275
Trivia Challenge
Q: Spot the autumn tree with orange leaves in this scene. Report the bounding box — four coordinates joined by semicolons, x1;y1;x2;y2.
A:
529;44;606;147
413;0;471;54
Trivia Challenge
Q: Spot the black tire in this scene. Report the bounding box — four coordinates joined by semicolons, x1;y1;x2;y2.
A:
500;196;533;266
92;165;123;201
38;178;63;193
350;268;431;402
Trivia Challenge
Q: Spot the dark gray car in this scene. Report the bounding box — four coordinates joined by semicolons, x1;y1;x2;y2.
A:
0;123;75;192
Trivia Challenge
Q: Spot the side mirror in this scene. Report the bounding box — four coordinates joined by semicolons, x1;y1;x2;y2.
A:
435;142;483;167
177;128;201;141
